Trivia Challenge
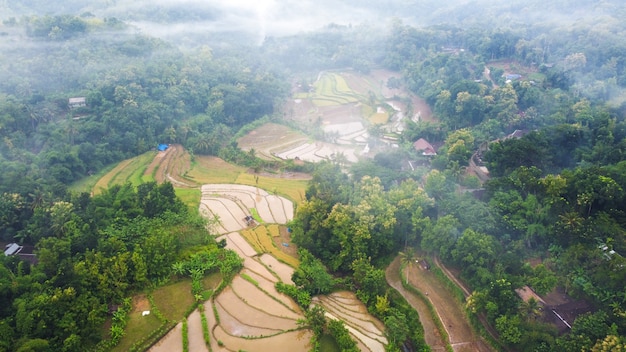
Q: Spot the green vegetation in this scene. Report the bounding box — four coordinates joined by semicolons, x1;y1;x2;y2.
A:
3;1;626;350
309;72;363;106
151;280;195;322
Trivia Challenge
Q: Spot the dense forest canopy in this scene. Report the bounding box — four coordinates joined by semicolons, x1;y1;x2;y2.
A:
1;0;626;351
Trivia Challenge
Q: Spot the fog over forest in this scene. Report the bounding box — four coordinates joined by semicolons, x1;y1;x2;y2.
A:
3;0;625;44
2;1;626;352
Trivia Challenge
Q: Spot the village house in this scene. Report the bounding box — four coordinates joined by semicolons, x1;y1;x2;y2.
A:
68;97;86;109
4;243;23;256
413;138;437;156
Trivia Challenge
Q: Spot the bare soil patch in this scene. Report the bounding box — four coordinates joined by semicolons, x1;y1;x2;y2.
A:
412;96;435;122
132;294;150;313
142;144;195;187
272;225;298;258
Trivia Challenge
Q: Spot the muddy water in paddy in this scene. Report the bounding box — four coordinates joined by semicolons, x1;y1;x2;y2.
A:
315;291;387;352
259;253;294;284
214;299;283;337
316;296;384;336
186;310;209;352
231;275;301;320
216;286;298;331
148;322;182;352
213;325;312;352
241;268;301;311
218;232;257;257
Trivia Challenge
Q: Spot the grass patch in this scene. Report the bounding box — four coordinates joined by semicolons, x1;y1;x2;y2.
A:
92;159;133;195
175;188;201;210
151;279;195;322
90;152;156;195
241;273;259;286
187;156;243;184
319;333;341;352
202;272;223;291
112;309;162;352
309;73;361;107
250;208;263;223
68;162;118;193
110;152;155;187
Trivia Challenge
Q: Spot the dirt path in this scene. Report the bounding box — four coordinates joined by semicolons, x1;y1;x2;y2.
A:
483;66;499;89
433;256;502;349
404;257;493;352
385;257;447;352
387;258;492;352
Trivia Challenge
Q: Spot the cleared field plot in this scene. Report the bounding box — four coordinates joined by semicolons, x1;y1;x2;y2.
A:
200;184;294;234
91;145;195;196
147;144;195;188
113;296;162;352
187;156;243;184
314;291;387;352
243;268;301;310
217;232;280;282
185;155;308;205
404;261;491;351
237;123;310;160
69;162;118;194
343;70;383;97
274;140;360;163
148;322;182;352
92;159;133;196
151;279;195;322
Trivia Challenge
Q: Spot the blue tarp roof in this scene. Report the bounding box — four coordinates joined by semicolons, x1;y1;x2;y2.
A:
158;144;168;151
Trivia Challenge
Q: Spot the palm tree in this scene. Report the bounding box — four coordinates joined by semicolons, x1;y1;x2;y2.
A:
399;247;417;282
519;297;542;322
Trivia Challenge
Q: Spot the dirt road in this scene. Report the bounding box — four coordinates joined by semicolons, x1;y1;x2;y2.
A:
386;257;447;352
387;256;494;352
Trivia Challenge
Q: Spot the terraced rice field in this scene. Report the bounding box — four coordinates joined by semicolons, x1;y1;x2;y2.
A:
101;144;391;351
199;184;294;234
208;231;310;351
241;226;299;267
299;72;365;107
236;123;310;160
146;144;195;187
243;69;434;167
313;291;388;352
92;152;155;195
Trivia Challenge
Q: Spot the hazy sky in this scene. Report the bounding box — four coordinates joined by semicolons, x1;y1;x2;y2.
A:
111;0;382;45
